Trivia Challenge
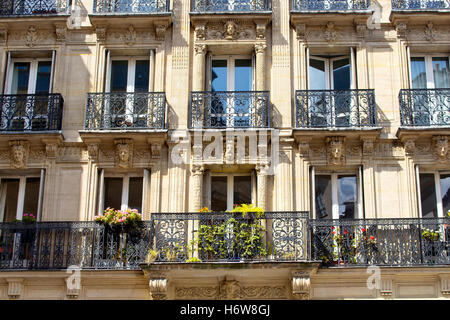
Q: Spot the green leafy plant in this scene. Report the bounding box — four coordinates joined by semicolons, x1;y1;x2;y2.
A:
422;228;440;241
145;249;159;263
185;257;202;263
230;204;265;218
13;213;37;224
165;242;184;262
95;207;143;233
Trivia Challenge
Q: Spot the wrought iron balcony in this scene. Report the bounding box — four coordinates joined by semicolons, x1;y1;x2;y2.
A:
295;89;377;128
0;215;449;270
292;0;370;11
392;0;450;10
0;0;70;16
93;0;170;14
310;217;450;267
84;92;166;130
399;89;450;127
192;0;270;12
190;91;270;129
0;94;63;132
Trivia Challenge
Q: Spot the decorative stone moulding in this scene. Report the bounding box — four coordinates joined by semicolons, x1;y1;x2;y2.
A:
114;139;134;168
9;140;30;169
432;136;448;162
326;136;345;166
149;274;168;300
292;272;311;300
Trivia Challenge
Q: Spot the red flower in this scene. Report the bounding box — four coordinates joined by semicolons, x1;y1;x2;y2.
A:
370;236;375;240
361;228;366;232
332;231;336;235
343;230;348;235
331;226;335;230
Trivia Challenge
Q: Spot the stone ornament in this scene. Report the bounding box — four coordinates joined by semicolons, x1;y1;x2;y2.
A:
87;143;100;161
403;139;415;156
326;137;345;166
7;279;23;299
194;44;207;55
296;24;306;40
149;274;168;300
95;25;107;42
380;279;393;298
123;25;137;46
324;22;337;42
9;141;29;169
395;22;408;38
195;24;206;41
45;143;59;159
224;21;238;40
424;21;436;42
114;139;133;168
362;138;375;156
191;164;204;176
205;21;254;41
254;43;267;54
26;26;38;47
55;24;67;42
433;136;448;162
292;272;311;300
150;142;162;158
0;25;7;45
155;24;167;41
255;21;266;40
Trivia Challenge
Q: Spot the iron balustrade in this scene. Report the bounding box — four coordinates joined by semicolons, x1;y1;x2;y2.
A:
190;91;270;129
295;89;376;128
310;217;450;267
0;216;449;270
399;89;450;127
0;94;64;132
192;0;270;12
292;0;370;11
392;0;450;9
93;0;170;14
0;0;70;16
85;92;166;130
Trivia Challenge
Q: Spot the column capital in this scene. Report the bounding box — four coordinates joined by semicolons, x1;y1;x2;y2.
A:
194;44;207;55
254;43;267;54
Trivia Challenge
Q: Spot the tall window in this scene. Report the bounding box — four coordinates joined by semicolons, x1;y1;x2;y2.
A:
418;172;450;218
3;58;53;131
207;55;254;127
209;174;254;212
410;55;450;89
0;176;42;222
313;173;361;219
98;173;144;213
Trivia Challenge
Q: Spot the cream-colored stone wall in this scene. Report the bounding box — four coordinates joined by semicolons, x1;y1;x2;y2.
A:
0;1;447;222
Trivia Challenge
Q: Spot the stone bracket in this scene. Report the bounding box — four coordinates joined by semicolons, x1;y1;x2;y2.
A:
292;271;311;300
149;273;168;300
7;278;23;299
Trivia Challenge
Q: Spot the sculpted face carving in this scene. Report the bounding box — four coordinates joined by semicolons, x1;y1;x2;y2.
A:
327;137;345;165
224;21;237;40
9;142;28;169
434;136;448;161
114;139;133;168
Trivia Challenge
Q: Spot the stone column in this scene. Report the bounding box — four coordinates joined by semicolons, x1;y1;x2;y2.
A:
256;164;269;211
191;164;204;212
255;43;267;91
193;44;207;92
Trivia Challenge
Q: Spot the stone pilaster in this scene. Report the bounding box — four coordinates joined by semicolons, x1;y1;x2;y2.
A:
193;44;207;91
191;164;205;212
255;163;269;211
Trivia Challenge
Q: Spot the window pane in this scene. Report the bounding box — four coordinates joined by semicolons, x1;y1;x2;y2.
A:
440;174;450;216
315;175;332;219
410;57;427;89
432;57;450;88
23;178;40;217
234;59;252;91
111;60;128;92
332;58;351;90
233;176;251;207
11;62;30;94
211;176;227;212
35;61;51;94
338;175;357;219
128;177;143;213
134;60;149;92
309;59;326;90
211;60;227;91
419;173;437;218
103;178;123;211
1;179;19;222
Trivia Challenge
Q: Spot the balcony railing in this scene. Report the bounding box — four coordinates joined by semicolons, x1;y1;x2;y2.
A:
392;0;450;10
0;94;64;132
192;0;270;12
295;89;377;128
84;92;166;130
292;0;370;11
0;0;70;16
310;218;450;267
399;89;450;127
190;91;270;129
0;215;449;270
93;0;170;14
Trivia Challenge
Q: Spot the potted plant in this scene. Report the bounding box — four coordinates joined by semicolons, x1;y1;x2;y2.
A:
95;207;143;235
422;228;440;242
145;249;159;263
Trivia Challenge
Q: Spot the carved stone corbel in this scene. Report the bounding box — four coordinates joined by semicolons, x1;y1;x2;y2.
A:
25;25;38;47
55;23;67;42
44;142;59;159
324;22;337;42
424;21;436;42
355;19;367;39
194;43;207;55
380;279;393;299
403;138;416;156
440;276;450;296
395;21;408;39
361;136;376;157
224;20;238;40
123;25;137;46
326;137;345;166
7;278;23;299
95;25;107;42
296;24;306;41
114;139;133;168
292;272;311;300
0;24;8;45
149;274;168;300
219;276;243;300
432;136;448;162
155;22;168;41
298;138;311;158
9;140;30;169
85;140;101;161
254;20;267;40
195;23;206;41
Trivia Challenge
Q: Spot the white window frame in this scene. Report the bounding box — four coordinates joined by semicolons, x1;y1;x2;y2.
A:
209;173;255;212
0;174;44;222
98;171;145;214
312;171;362;220
409;54;450;89
418;170;450;218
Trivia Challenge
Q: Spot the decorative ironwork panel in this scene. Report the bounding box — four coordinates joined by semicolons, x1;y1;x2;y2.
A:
309;218;450;267
399;89;450;127
292;0;370;10
192;0;270;12
392;0;450;9
85;92;166;130
93;0;170;14
0;94;64;132
295;89;377;128
190;91;270;129
0;0;70;15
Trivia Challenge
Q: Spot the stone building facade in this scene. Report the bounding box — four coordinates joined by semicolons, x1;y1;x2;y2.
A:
0;0;449;300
